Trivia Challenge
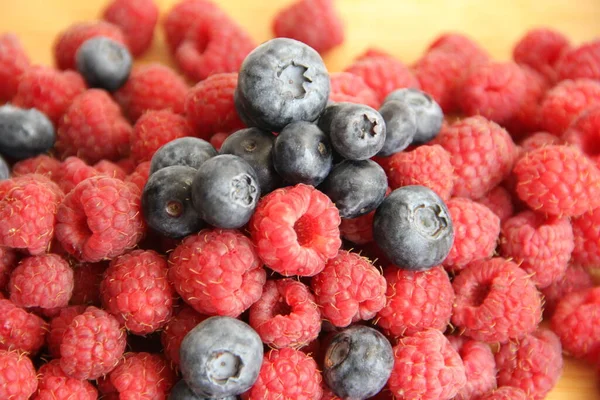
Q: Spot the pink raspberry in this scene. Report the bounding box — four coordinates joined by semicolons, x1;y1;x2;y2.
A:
427;32;489;63
209;131;230;150
0;299;47;354
512;28;571;82
36;359;98;400
0;33;30;102
53;156;100;195
160;305;208;366
448;336;497;400
475;186;514;223
124;160;151;193
571;206;600;270
339;209;376;244
519;131;563;152
329;72;380;109
504;67;550;137
562;105;600;166
0;350;38;400
47;305;87;358
541;264;594;317
555;39;600;82
102;0;159;56
479;387;528;400
12;154;61;180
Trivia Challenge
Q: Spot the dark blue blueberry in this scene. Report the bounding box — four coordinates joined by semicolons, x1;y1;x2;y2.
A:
219;128;280;194
324;325;394;400
150;137;217;175
169;380;238;400
318;102;386;160
384;88;444;145
373;185;454;271
235;38;330;132
191;154;260;229
0;105;55;160
75;37;133;92
179;316;263;399
318;159;387;219
272;121;332;186
376;100;417;156
142;166;205;239
0;154;9;181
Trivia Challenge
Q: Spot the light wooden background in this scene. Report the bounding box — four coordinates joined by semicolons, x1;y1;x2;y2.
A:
2;0;600;398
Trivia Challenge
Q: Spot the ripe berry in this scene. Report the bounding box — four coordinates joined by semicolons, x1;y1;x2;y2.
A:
0;104;55;160
149;137;217;174
376;100;417;156
75;37;132;91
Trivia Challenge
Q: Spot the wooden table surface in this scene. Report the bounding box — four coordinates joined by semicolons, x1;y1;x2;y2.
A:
3;0;600;398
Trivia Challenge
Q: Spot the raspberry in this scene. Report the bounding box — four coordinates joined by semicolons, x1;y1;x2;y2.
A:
427;32;489;63
160;305;208;366
479;387;528;400
0;174;64;255
0;299;47;354
539;78;600;135
0;33;30;102
101;249;174;335
184;73;245;140
443;198;500;271
60;306;126;379
562;105;600;165
12;66;86;126
168;229;266;317
495;329;563;399
452;257;543;343
12;154;62;179
250;184;341;277
242;348;323;400
448;336;497;400
36;359;98;400
519;131;562;152
102;0;158;56
375;266;454;338
0;247;17;292
55;176;146;262
53;21;126;70
249;278;321;348
94;160;127;180
47;305;87;358
56;89;132;164
512;28;571;82
53;157;100;194
115;158;136;174
433;116;517;199
571;207;600;269
114;63;188;122
209;131;230;150
388;329;467;400
551;286;600;362
504;67;550;137
0;350;38;400
555;39;600;82
98;352;176;399
339;209;375;244
514;145;600;217
541;264;594;317
273;0;344;54
130;110;193;163
329;72;380;110
124;160;151;193
500;210;574;288
475;186;514;223
458;62;527;124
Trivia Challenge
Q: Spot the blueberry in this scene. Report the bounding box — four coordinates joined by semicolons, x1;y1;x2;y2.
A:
235;38;330;132
169;379;238;400
373;185;454;271
0;105;55;160
384;88;443;145
191;154;260;229
75;37;133;92
142;166;205;239
272;121;332;186
219;128;281;194
318;102;386;160
0;154;9;181
376;100;417;156
318;159;387;219
150;137;217;175
179;316;263;399
324;325;394;400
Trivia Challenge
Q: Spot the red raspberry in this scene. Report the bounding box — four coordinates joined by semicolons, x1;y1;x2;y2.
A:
0;299;47;354
0;174;64;255
94;160;127;180
329;72;380;110
242;348;323;400
514;145;600;217
555;39;600;82
339;209;375;244
160;305;208;366
519;131;562;152
458;62;527;124
563;105;600;165
495;329;563;400
448;336;497;400
443;198;500;271
130;110;193;163
0;350;38;399
168;229;266;317
101;249;174;335
475;186;514;223
539;78;600;135
249;278;321;348
504;67;550;137
12;154;61;179
452;257;543;344
53;21;126;70
36;359;98;400
60;306;126;379
12;66;86;126
250;184;341;277
70;262;105;306
115;158;136;175
388;329;467;400
56;89;132;164
184;73;245;140
479;387;528;400
47;305;87;358
571;207;600;269
209;131;230;150
433;116;517;199
114;63;188;122
427;32;489;64
273;0;344;54
500;210;574;288
98;352;176;399
541;264;594;317
55;176;146;262
512;28;571;82
102;0;158;56
53;157;100;194
0;33;30;102
124;160;151;193
0;247;17;292
375;266;453;338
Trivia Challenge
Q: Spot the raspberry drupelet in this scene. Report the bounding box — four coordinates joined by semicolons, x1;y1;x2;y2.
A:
512;28;571;82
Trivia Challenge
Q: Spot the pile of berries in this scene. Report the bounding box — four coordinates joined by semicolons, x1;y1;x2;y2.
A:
1;0;599;399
